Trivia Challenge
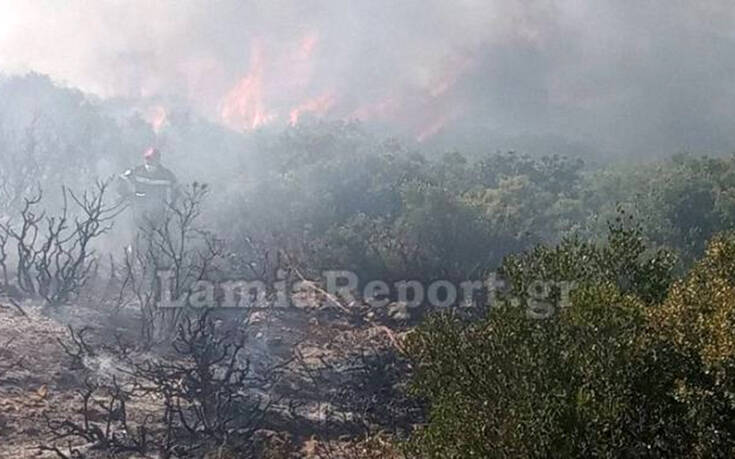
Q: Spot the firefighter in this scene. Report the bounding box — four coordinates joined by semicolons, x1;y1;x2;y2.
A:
118;147;178;234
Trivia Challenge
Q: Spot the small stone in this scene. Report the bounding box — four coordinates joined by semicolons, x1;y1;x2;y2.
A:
387;302;410;320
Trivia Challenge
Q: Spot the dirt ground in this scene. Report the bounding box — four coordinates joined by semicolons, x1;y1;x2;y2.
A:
0;297;415;458
0;302;73;457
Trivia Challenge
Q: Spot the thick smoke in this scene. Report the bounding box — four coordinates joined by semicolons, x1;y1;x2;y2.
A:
1;0;735;157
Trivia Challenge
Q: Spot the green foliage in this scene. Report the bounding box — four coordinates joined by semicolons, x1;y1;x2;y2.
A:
226;123;735;293
405;284;655;457
500;209;678;306
579;154;735;263
405;229;735;457
230;124;587;284
643;234;735;456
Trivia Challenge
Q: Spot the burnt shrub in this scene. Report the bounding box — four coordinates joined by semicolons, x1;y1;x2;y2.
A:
45;311;272;457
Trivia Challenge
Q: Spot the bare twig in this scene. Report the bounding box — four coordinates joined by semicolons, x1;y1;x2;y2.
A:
6;297;28;317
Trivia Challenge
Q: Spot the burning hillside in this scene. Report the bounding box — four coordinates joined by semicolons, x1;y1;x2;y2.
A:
217;33;471;141
5;1;735;457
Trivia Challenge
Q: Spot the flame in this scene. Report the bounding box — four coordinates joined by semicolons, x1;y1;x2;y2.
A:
220;42;275;130
289;92;336;125
412;55;472;141
416;112;452;142
221;33;328;130
289;31;319;89
217;34;467;140
144;105;167;133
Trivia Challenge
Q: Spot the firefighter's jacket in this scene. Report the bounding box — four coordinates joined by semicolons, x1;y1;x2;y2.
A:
118;164;177;227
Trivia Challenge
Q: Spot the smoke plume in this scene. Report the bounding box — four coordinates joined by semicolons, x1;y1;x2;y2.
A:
2;0;735;157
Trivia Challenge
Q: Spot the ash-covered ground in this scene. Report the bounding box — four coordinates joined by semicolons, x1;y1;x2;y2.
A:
0;287;420;457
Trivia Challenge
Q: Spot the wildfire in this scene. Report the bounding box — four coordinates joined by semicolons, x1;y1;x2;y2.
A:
415;54;473;141
145;105;167;133
220;34;329;131
416;112;452;142
217;34;469;141
220;42;274;130
289;92;336;125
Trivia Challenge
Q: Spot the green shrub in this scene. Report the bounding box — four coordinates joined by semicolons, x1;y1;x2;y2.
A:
404;228;735;457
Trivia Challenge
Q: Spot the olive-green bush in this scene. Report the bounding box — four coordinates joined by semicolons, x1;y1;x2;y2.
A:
405;228;735;457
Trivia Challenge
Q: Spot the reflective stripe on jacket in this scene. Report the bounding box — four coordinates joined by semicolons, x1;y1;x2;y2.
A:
121;165;177;204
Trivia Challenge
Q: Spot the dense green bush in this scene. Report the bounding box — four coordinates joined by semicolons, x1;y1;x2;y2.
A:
226;122;589;285
500;211;678;306
405;228;735;457
578;154;735;263
405;285;652;457
219;122;735;297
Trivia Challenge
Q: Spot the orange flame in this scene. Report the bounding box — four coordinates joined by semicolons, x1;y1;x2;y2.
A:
289;92;336;125
144;105;167;133
220;42;275;130
413;55;472;141
217;34;469;139
289;31;319;89
416;113;452;142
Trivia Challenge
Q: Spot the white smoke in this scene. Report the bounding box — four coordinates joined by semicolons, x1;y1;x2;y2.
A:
2;0;735;156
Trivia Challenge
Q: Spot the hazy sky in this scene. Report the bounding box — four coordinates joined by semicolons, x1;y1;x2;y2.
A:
2;0;735;156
